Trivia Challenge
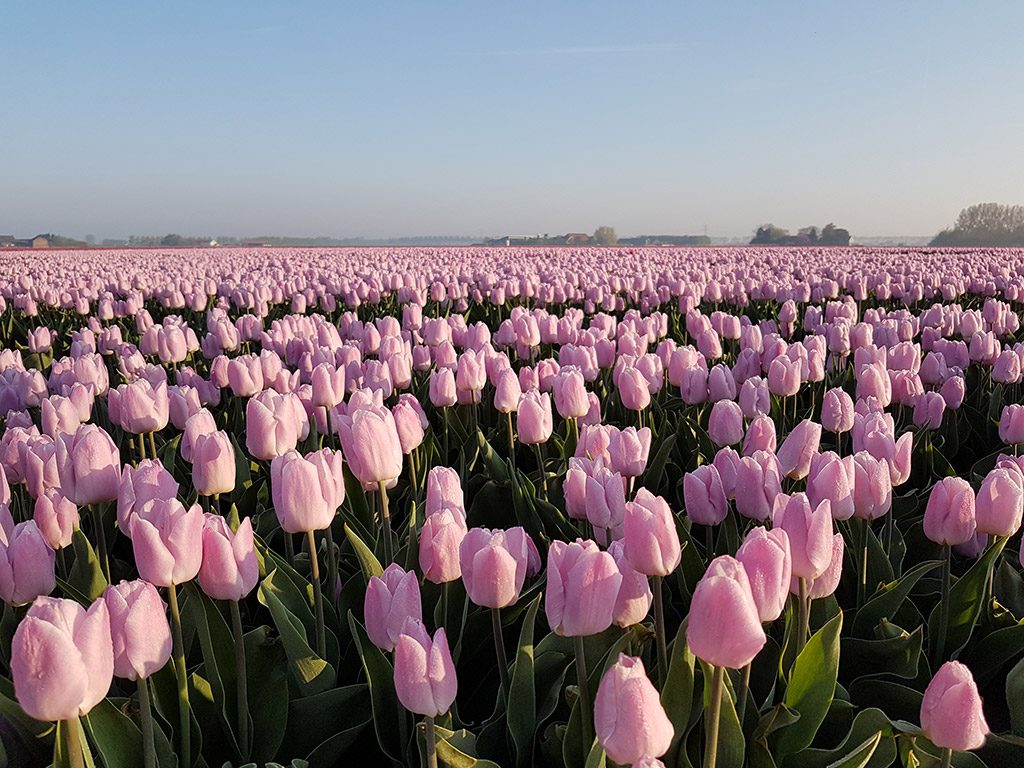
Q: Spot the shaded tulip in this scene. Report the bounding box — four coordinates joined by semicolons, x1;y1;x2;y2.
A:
595;654;674;765
852;451;892;521
807;452;855;521
517;390;553;445
129;498;204;587
1000;404;1024;445
624;489;681;576
975;467;1024;537
419;509;467;584
459;527;531;608
686;555;766;668
921;661;989;752
11;596;113;721
609;426;651;478
923;477;977;546
607;540;652;628
803;532;844;599
772;493;833;581
365;563;423;652
198;516;259;601
393;619;457;717
117;459;179;535
736;526;792;622
425;466;465;518
735;450;782;522
777;419;822;480
191;430;236;497
33;489;79;549
821;387;854;433
708;400;744;447
103;579;172;680
545;539;622;636
682;465;728;526
56;425;121;506
0;520;56;605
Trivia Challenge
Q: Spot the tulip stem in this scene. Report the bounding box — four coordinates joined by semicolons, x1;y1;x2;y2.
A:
796;577;809;656
934;544;951;667
138;676;157;768
283;532;295;565
167;582;192;767
378;481;393;564
491;607;511;698
939;746;953;768
858;518;869;608
574;634;593;753
230;599;250;760
442;407;449;461
89;504;111;582
424;716;438;768
410;447;419;495
507;411;516;470
325;524;339;612
307;530;328;659
441;581;449;633
737;661;752;724
704;665;725;768
653;575;669;687
148;431;158;461
533;444;548;501
61;718;85;768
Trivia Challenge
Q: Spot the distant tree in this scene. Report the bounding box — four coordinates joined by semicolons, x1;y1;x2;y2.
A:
798;226;819;244
85;234;96;245
161;234;183;246
931;203;1024;246
820;223;851;246
593;226;618;245
751;224;789;244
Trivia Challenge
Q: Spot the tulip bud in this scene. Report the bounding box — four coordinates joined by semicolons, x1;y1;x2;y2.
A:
687;556;766;668
419;509;467;584
624;489;681;576
607;540;652;628
772;493;833;581
777;419;822;480
923;477;977;546
0;520;56;605
920;661;989;752
736;526;792;622
393;619;457;717
199;516;259;601
103;579;172;680
545;539;622;636
595;654;674;765
682;465;728;526
191;430;236;497
129;498;204;587
459;527;531;608
365;564;422;652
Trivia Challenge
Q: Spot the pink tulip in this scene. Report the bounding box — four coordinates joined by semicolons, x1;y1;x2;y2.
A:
103;579;172;680
807;452;855;521
617;367;651;411
999;404;1024;445
772;493;833;581
595;654;674;765
921;661;989;752
33;489;79;549
682;465;728;526
393;619;457;717
198;516;259;601
777;419;822;480
0;520;56;605
180;408;217;463
425;466;465;518
736;526;792;622
975;467;1024;537
337;406;404;489
56;424;121;507
545;539;622;636
735;450;782;522
129;498;204;587
365;563;423;651
852;451;892;521
821;388;854;434
517;390;553;445
117;459;179;534
607;540;653;628
623;489;681;576
924;477;977;546
687;555;766;668
419;508;467;584
459;527;531;608
708;400;744;447
11;596;113;721
609;426;651;478
271;449;342;533
191;430;236;497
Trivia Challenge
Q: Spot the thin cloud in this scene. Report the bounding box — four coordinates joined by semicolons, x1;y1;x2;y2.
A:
474;42;690;57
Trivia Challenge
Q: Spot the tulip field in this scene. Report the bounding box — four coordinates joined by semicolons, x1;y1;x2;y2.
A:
3;244;1024;768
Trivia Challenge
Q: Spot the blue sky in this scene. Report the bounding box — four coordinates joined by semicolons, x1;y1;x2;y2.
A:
2;1;1022;239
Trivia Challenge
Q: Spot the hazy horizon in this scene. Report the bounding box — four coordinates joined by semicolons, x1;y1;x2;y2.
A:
3;2;1022;240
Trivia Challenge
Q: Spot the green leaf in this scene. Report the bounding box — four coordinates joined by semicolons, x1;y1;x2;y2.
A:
700;662;744;768
83;698;176;768
840;624;923;681
477;429;510;483
789;707;895;768
54;719;96;768
853;560;940;637
774;612;843;757
825;731;883;768
257;570;336;695
1008;653;1024;736
282;684;370;760
583;738;606;768
927;537;1008;659
661;619;696;768
433;725;503;768
67;527;108;601
509;594;541;768
344;522;384;581
184;587;240;755
347;612;406;762
244;625;290;763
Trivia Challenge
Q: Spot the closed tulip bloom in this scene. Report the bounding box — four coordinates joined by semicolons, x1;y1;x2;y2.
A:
337;407;404;488
739;376;770;418
103;579;172;680
923;477;977;546
595;654;674;765
975;467;1024;537
624;489;681;576
742;414;777;456
167;386;202;431
191;430;236;497
393;619;457;717
921;661;989;752
419;508;468;584
21;436;60;499
545;539;622;636
41;396;81;439
683;465;728;526
618;367;651;411
180;408;217;463
772;493;834;581
517;390;553;445
0;520;56;605
271;450;338;533
607;540;652;628
11;596;113;721
913;392;946;431
426;467;465;518
609;426;652;478
736;526;792;622
713;447;741;500
554;368;590;420
117;459;180;534
428;368;457;408
851;451;892;521
198;516;259;601
777;419;822;480
821;388;855;434
310;363;345;409
33;489;79;549
708;400;744;447
939;376;966;411
999;404;1024;445
245;391;303;461
493;368;522;413
767;356;801;397
392;398;426;455
585;467;627;534
365;563;423;651
56;424;121;506
459;526;531;608
804;532;844;599
687;556;766;668
735;451;782;522
129;498;204;587
807;452;855;521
